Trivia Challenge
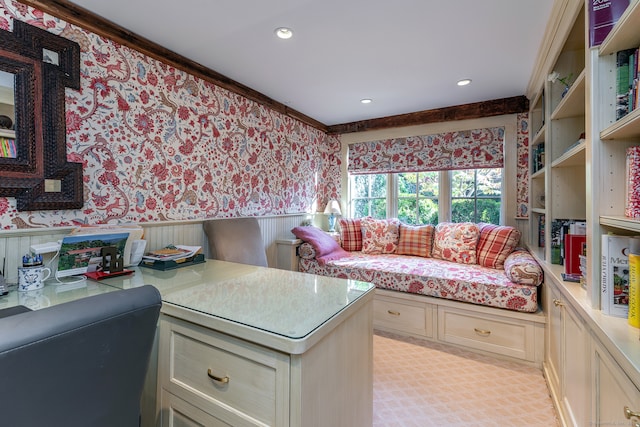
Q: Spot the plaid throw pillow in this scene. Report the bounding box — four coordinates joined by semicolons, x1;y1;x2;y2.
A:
396;224;434;257
476;223;521;269
339;217;363;251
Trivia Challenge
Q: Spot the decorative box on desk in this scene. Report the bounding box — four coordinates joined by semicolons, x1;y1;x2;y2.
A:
140;253;205;271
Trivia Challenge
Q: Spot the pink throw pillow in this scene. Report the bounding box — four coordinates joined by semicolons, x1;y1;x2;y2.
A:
431;222;480;264
361;217;400;254
339;218;363;251
291;226;350;264
396;224;434;257
476;223;521;269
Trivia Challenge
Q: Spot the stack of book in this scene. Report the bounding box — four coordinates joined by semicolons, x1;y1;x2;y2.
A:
141;244;204;270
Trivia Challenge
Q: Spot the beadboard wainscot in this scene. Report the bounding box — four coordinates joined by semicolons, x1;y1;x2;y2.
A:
0;214;308;283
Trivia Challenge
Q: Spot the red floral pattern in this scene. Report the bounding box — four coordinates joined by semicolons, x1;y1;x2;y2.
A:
348;127;504;174
299;251;539;313
0;2;341;229
516;113;529;218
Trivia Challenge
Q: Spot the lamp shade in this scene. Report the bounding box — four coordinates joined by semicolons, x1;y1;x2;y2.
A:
323;199;342;215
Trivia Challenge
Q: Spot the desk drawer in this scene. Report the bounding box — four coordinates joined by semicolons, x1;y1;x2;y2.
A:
159;316;290;427
374;295;433;338
437;307;532;360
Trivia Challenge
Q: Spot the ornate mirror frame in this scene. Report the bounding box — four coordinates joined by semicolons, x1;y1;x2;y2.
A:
0;20;82;211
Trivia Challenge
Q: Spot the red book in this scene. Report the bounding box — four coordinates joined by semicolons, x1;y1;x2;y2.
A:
565;234;587;275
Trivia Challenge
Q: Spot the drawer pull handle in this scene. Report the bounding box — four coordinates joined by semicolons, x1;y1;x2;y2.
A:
207;369;229;384
625;406;640;420
553;299;565;307
474;328;491;337
387;310;400;316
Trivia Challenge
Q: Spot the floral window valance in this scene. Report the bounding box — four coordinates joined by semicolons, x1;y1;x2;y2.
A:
348;127;504;174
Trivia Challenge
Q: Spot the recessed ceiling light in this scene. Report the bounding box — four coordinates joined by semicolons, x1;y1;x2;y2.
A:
457;79;472;86
275;27;293;39
360;98;372;104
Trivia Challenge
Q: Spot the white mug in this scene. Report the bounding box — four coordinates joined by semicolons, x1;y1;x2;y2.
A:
17;266;51;292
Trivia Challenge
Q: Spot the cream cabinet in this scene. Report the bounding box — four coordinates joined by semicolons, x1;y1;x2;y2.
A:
275;238;302;271
152;261;375;427
544;277;589;427
158;316;291;427
592;338;640;427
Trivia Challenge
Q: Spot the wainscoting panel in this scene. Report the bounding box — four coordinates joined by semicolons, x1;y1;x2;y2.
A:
0;214;309;284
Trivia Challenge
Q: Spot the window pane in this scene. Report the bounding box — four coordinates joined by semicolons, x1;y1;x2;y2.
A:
418;198;439;224
349;173;387;218
398;199;417;224
352;175;371;198
418;172;439;197
371;174;387;198
476;168;502;196
451;169;475;197
451;168;502;224
371;199;387;218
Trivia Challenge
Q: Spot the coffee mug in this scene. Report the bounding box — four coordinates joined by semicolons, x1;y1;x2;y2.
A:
17;265;51;292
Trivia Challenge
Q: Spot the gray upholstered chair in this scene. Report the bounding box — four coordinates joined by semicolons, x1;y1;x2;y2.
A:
0;285;161;427
203;217;268;267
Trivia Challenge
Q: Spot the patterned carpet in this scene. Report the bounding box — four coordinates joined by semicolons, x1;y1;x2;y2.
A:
373;330;559;427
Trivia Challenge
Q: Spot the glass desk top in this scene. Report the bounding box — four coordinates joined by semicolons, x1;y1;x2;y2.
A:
103;260;375;340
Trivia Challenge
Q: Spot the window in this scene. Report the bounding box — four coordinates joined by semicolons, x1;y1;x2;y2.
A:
397;172;439;225
348;168;502;224
350;174;387;219
451;168;501;224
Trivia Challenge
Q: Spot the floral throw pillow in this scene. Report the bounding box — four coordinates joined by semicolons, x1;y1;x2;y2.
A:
476;223;521;269
431;222;480;264
339;217;363;251
361;217;400;254
396;223;434;257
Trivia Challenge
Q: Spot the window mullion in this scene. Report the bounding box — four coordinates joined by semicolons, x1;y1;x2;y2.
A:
388;173;398;218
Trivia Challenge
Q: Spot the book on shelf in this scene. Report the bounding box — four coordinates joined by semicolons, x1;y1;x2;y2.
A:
628;237;640;328
532;142;545;173
589;0;629;47
538;214;545;248
551;219;584;265
565;234;587;275
616;49;634;120
601;234;631;318
626;146;640;218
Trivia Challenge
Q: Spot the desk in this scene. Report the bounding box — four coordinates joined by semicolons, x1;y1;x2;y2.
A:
105;260;375;426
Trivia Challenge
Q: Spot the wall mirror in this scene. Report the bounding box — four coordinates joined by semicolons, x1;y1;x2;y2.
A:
0;20;82;211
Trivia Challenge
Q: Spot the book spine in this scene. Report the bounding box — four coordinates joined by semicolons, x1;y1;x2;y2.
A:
626;146;640;218
617;49;633;120
628;238;640;328
602;234;610;314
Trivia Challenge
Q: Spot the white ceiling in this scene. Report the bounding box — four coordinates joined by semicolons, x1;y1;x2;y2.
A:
65;0;555;126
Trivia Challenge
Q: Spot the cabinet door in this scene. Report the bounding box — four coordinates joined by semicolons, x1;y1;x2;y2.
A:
593;339;640;427
546;283;563;394
562;301;588;427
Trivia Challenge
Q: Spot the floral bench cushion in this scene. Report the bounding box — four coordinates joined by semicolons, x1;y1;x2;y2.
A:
298;251;539;313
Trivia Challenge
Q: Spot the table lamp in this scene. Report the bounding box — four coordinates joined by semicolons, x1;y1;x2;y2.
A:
323;199;341;232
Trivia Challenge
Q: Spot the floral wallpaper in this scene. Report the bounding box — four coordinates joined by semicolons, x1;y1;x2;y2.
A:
516;113;529;219
347;127;504;174
0;1;341;229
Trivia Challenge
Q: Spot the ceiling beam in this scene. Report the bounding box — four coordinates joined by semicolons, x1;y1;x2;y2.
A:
326;96;529;134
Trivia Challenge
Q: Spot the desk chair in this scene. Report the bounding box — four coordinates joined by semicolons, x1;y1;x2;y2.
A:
0;285;161;427
203;217;268;267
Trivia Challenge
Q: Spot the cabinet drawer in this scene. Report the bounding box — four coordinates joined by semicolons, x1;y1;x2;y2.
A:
374;295;433;338
160;389;232;427
159;317;290;427
437;307;533;360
